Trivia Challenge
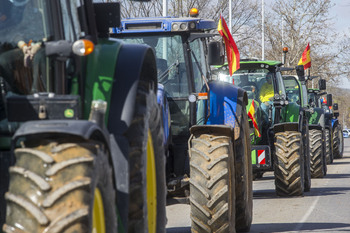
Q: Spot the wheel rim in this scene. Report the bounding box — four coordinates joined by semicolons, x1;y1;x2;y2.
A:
93;188;105;233
146;130;157;233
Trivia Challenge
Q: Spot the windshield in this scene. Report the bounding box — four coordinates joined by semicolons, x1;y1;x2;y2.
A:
212;67;276;103
120;35;190;98
283;76;301;105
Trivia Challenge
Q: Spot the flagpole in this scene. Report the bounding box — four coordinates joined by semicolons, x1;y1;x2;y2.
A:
229;0;232;32
162;0;167;16
262;0;265;60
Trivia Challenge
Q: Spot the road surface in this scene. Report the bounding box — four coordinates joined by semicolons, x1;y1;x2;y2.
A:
166;138;350;232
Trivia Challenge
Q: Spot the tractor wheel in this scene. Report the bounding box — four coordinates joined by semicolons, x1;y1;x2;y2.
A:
234;106;253;232
190;134;235;233
309;129;325;178
325;129;332;164
333;125;344;159
125;82;166;233
274;131;304;196
4;139;117;233
339;125;344;158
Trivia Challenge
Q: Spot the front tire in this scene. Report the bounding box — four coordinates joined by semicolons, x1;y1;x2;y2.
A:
234;106;253;232
274;131;304;196
4;139;117;233
189;134;235;233
125;83;166;233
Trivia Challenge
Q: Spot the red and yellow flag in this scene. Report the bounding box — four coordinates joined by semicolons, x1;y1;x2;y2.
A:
248;100;261;137
217;15;240;76
298;43;311;69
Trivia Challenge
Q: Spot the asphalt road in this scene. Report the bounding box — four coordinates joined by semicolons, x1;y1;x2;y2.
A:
166;138;350;233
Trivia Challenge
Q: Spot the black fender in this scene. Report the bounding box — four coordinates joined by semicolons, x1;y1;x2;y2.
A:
107;42;157;136
309;124;323;131
273;122;299;134
190;124;234;143
234;88;248;140
12;120;108;145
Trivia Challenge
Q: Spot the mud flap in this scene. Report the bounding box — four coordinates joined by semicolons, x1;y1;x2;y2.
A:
251;145;271;171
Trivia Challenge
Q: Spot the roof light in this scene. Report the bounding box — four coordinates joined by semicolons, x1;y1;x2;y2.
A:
72;39;94;56
190;8;199;17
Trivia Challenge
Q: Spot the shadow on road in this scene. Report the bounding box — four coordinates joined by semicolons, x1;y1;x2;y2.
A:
254;186;350;199
321;173;350;179
305;186;350;197
330;160;350;166
166;227;191;233
249;222;350;232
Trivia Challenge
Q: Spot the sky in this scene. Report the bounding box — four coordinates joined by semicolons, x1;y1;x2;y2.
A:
265;0;350;88
331;1;350;88
332;0;350;34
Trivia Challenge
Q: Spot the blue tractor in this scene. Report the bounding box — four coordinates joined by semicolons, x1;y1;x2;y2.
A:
112;11;253;232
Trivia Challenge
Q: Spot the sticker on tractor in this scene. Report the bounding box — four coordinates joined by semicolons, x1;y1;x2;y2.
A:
258;150;266;164
64;109;75;118
197;92;208;100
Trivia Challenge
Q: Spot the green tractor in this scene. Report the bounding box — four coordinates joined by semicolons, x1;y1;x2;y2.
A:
212;60;311;196
309;89;343;163
0;1;166;233
283;75;328;178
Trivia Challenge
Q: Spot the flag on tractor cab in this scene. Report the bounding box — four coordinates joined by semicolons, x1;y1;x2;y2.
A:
298;43;311;69
247;100;261;137
217;15;240;76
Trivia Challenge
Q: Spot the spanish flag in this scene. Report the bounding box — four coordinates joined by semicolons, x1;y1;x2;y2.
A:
217;15;240;76
248;100;261;137
298;43;311;69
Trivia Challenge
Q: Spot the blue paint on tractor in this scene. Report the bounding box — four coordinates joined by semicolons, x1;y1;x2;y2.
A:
157;84;170;145
112;17;216;34
206;81;239;128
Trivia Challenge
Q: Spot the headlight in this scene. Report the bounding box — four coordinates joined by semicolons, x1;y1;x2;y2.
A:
188;94;197;103
172;23;179;31
180;23;187;30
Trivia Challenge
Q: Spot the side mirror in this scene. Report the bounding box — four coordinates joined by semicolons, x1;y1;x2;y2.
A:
295;65;305;81
333;103;339;111
319;79;326;90
208;41;224;65
326;94;332;107
94;3;121;37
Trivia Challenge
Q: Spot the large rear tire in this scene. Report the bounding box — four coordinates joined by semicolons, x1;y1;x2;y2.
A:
125;82;166;233
189;134;235;233
4;139;117;233
309;129;325;178
274;131;304;196
234;106;253;232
